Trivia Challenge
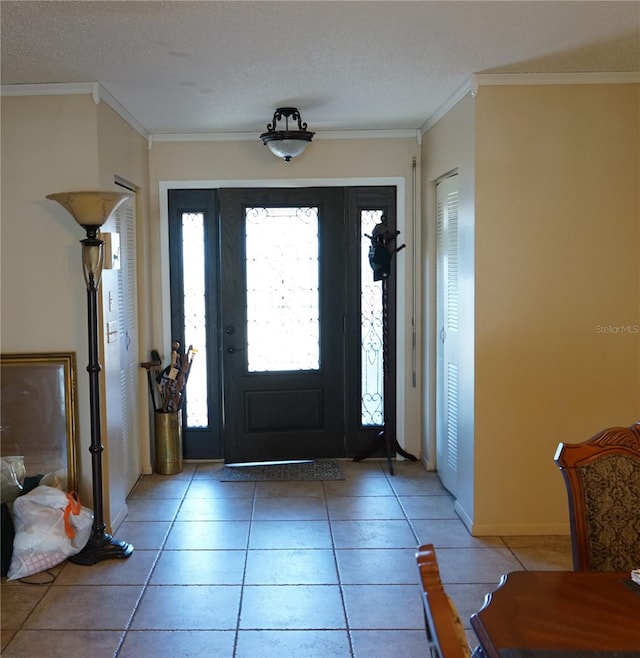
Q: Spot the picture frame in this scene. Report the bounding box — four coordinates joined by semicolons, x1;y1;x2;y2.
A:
0;352;79;492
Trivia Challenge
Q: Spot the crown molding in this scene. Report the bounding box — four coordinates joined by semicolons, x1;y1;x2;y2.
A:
421;78;474;135
421;71;640;136
149;128;419;147
0;82;149;140
472;71;640;94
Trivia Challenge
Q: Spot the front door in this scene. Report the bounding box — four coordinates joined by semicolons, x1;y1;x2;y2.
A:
219;188;346;463
168;186;397;463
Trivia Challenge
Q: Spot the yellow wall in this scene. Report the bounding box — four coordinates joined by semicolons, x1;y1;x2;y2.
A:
421;93;476;525
1;94;149;527
473;83;640;533
96;101;150;526
3;82;637;534
1;94;100;506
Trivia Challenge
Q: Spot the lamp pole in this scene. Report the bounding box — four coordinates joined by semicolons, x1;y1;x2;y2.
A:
47;191;134;565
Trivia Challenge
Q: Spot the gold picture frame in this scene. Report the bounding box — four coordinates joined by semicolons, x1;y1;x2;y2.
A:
0;352;78;492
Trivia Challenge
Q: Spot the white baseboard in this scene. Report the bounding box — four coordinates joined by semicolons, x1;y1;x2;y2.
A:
454;500;569;536
109;502;129;534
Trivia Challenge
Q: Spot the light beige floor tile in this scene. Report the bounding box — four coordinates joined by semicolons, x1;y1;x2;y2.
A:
249;520;333;549
326;495;405;520
24;585;143;630
125;497;182;521
384;461;429;477
411;518;504;548
255;480;325;498
435;547;523;585
508;545;573;571
176;496;253;521
236;629;351;657
165;520;250;550
342;584;424;629
240;585;345;629
350;629;430;658
1;629;125;658
244;549;338;585
253;496;328;521
445;583;495;629
0;580;49;629
331;519;417;549
191;462;226;478
131;585;241;630
55;549;158;585
335;548;417;584
1;628;17;651
3;457;576;657
129;476;191;499
501;535;571;550
119;629;235;657
339;460;387;478
185;479;256;499
399;494;457;519
389;475;450;496
323;478;395;497
149;549;246;585
113;520;171;550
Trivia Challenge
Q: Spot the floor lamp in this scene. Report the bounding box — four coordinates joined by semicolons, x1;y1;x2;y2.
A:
353;216;417;475
47;191;134;565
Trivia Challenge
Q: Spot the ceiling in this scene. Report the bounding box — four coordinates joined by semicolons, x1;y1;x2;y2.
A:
1;1;639;136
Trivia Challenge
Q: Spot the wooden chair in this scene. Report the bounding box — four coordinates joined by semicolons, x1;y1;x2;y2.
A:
416;543;475;658
554;422;640;571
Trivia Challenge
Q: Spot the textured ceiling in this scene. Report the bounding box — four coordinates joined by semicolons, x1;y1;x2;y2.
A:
1;1;639;135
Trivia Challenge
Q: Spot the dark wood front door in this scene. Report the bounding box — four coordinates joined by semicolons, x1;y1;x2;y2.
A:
168;185;397;463
219;188;346;463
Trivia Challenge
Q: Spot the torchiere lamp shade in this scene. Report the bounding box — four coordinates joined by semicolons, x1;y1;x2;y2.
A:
46;191;131;231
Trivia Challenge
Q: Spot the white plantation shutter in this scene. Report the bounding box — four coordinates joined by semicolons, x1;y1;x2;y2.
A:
436;174;460;495
115;197;140;492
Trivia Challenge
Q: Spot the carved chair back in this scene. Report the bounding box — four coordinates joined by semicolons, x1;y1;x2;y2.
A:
554;422;640;571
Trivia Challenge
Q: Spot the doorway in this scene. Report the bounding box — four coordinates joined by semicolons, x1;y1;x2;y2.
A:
168;186;397;463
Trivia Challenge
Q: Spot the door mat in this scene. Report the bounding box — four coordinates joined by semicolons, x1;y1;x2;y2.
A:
220;460;344;481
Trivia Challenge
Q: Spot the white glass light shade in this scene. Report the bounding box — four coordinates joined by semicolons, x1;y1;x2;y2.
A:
266;139;310;162
46;191;132;230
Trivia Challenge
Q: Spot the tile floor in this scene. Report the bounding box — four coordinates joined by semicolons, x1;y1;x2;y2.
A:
1;459;572;657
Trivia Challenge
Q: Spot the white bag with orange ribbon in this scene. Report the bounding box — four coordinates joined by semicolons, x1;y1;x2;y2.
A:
7;485;93;580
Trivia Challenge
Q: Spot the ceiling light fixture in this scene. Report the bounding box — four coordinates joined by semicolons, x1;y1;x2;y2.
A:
260;107;314;162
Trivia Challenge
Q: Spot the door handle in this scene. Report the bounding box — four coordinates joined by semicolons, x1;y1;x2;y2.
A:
226;345;244;354
225;325;235;335
440;327;446;342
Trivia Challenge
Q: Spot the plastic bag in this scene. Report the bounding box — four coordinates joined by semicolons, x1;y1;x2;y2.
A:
7;485;93;580
0;456;26;504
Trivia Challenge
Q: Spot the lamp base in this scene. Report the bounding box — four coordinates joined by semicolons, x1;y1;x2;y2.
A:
68;531;134;565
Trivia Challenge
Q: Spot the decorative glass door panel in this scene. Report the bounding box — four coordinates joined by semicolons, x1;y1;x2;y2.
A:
245;207;320;372
360;209;384;426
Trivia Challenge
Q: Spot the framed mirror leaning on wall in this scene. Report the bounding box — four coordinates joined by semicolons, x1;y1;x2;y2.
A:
0;352;79;494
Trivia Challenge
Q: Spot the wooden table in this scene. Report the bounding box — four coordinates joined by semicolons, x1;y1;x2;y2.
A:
470;571;640;658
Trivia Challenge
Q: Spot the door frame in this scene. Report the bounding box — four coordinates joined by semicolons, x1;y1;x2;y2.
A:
158;176;415;457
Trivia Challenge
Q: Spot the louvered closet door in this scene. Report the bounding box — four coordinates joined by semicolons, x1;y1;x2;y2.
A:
436;174;460;495
115;197;141;494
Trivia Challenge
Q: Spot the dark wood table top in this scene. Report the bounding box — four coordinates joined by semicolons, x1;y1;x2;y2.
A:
470;571;640;658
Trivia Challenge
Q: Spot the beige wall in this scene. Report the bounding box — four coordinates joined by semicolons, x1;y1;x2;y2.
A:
148;135;424;456
473;83;640;534
96;102;150;527
1;94;100;506
1;94;149;528
3;82;637;535
421;93;476;524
